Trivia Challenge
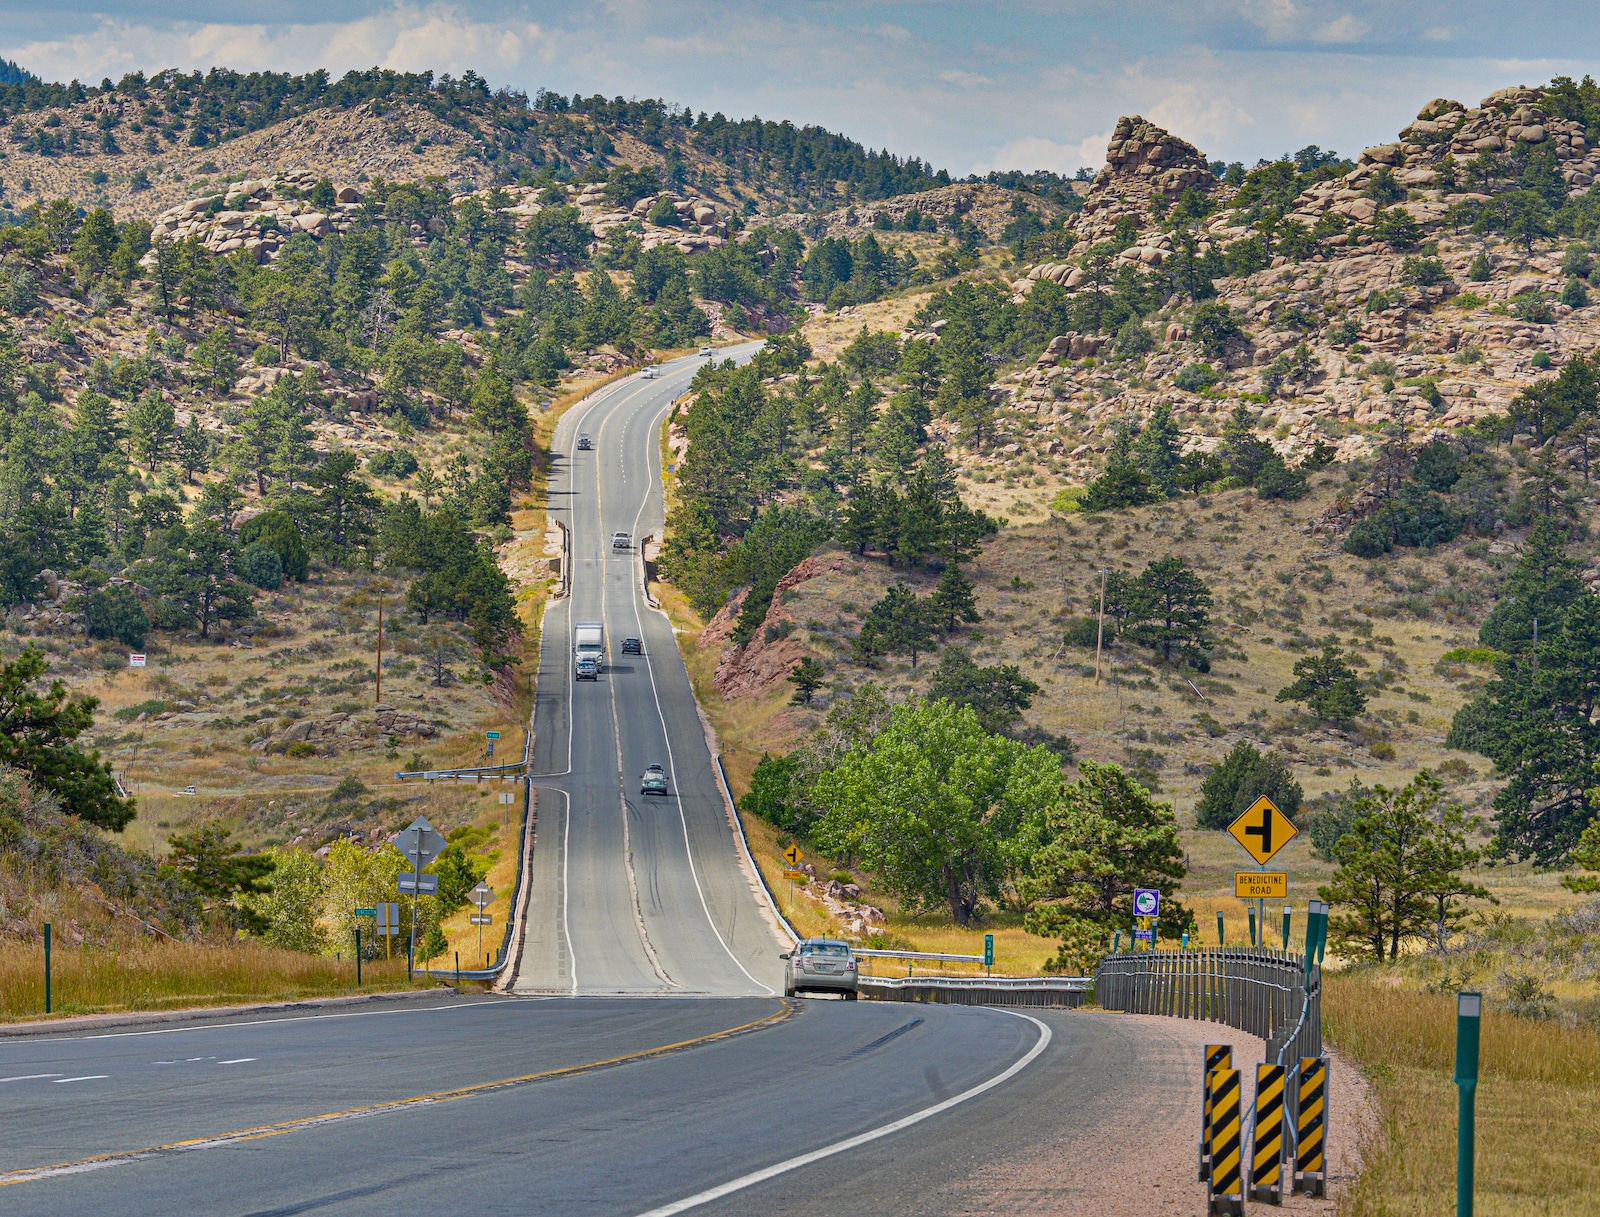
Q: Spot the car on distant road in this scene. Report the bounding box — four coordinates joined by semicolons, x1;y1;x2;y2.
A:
643;365;659;379
575;655;599;681
612;532;631;549
576;434;592;450
621;636;642;655
640;764;668;796
698;345;713;356
781;938;859;999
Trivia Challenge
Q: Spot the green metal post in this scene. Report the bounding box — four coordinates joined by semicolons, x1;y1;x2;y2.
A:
43;922;51;1014
1248;904;1258;947
1282;905;1292;951
1216;910;1225;946
1113;930;1121;953
1455;991;1481;1217
355;927;361;986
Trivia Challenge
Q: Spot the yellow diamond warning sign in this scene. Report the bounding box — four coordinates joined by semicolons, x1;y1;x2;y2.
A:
782;845;804;866
1227;796;1298;867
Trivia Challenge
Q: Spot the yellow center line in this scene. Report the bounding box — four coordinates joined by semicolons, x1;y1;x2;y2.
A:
0;1000;794;1187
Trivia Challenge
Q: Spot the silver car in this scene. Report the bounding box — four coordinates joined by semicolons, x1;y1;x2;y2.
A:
781;938;859;999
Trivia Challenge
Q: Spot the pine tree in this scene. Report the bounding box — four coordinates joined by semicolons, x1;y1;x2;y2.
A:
1276;644;1366;722
787;657;826;705
1133;402;1182;496
930;561;980;633
126;388;175;471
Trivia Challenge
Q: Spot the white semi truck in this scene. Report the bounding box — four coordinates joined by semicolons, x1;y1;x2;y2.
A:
573;621;604;679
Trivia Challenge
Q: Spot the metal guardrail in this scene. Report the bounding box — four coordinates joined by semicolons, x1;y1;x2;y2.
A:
855;948;985;964
1093;949;1321;1063
861;975;1090;1008
396;733;535;984
714;754;800;946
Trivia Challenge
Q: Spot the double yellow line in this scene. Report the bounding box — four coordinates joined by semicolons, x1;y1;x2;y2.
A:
1;1000;794;1187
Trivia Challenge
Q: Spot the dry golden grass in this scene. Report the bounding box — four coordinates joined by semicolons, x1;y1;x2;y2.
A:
1326;973;1600;1216
0;938;424;1022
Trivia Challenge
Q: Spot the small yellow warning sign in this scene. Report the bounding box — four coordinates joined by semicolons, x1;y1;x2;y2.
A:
782;845;804;866
1227;796;1299;867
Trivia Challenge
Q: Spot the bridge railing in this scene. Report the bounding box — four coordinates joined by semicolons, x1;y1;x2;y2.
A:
1093;949;1321;1063
860;975;1089;1008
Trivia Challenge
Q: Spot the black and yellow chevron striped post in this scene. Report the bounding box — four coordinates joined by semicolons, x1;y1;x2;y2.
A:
1252;1063;1287;1204
1208;1066;1245;1216
1294;1055;1328;1197
1200;1044;1233;1182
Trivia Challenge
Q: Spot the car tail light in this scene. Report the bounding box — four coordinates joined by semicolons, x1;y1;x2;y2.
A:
846;960;856;970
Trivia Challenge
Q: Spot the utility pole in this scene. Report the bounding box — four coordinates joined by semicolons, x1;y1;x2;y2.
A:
375;590;383;705
1094;568;1107;685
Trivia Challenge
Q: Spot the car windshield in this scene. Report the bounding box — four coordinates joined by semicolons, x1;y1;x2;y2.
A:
802;943;850;958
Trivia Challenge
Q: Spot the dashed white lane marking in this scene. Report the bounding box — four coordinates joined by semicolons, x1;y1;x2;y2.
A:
52;1076;108;1084
218;1059;256;1065
0;1074;62;1082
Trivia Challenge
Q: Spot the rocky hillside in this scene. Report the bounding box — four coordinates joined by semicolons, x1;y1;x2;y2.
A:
0;67;993;226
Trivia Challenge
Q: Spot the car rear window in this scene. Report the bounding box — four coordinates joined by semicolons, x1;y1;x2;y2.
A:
803;943;850;958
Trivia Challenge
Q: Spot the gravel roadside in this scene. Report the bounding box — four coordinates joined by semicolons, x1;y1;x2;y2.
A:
954;1011;1376;1215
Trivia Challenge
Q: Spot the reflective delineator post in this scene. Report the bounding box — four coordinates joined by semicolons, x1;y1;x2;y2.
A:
1456;991;1481;1217
1281;905;1292;951
1248;905;1258;948
43;922;51;1014
1217;910;1226;946
355;927;361;986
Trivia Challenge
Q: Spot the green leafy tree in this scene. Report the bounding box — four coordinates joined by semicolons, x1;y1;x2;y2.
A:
812;699;1062;925
0;646;134;830
1277;643;1367;722
251;848;327;953
1318;773;1483;960
1021;760;1190;958
1195;740;1303;829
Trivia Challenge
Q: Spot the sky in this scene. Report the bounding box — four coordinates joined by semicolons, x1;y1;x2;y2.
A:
3;2;1597;178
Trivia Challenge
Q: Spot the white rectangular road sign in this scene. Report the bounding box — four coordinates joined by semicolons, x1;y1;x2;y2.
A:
469;914;492;926
398;874;438;896
129;653;147;668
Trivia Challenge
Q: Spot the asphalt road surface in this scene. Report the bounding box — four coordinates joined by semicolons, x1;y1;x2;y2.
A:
514;344;783;997
0;994;1187;1216
0;352;1164;1214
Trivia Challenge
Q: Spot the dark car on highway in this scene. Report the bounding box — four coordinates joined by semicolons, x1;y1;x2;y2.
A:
621;637;642;655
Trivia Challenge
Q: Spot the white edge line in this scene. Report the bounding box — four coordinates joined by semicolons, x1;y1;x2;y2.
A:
561;786;578;996
626;360;775;997
630;1010;1053;1217
53;1075;109;1084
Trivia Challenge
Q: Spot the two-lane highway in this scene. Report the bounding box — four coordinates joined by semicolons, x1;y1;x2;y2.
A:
514;344;781;997
0;349;1171;1215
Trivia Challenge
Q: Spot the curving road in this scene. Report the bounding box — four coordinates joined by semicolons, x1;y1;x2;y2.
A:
0;351;1168;1214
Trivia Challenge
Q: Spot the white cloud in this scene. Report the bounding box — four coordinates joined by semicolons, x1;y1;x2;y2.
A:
1;3;1594;180
1;4;554;84
1313;14;1371;43
1423;26;1454;41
